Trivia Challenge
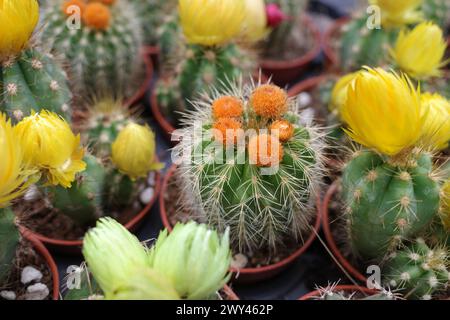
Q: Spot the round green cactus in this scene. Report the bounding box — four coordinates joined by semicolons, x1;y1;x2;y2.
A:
45;155;106;227
0;48;72;122
383;238;449;300
175;82;325;254
338;16;397;72
41;0;144;99
342;150;441;261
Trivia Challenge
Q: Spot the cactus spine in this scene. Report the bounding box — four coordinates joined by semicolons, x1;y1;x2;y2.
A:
383;238;449;300
0;209;20;285
42;0;144;99
176;82;325;254
0;49;72;122
342;150;441;261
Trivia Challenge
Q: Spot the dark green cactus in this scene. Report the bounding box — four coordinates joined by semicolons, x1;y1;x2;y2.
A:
129;0;168;46
338;15;398;72
342;150;440;261
383;238;449;300
45;155;106;227
157;44;250;127
41;0;144;99
0;48;72;122
0;209;19;285
102;169;137;212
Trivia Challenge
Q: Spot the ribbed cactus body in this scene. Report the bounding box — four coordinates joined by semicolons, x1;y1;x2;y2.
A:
342;151;440;261
0;209;19;284
46;155;106;227
265;0;306;57
42;0;143;98
0;49;72;122
383;239;449;300
339;16;396;72
157;44;246;126
102;170;136;211
423;0;450;31
129;0;165;45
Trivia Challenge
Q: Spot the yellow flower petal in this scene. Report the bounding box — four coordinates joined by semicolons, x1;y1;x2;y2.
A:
370;0;423;27
14;111;86;188
179;0;246;46
341;67;424;156
329;71;361;115
420;92;450;150
0;0;39;61
392;22;448;79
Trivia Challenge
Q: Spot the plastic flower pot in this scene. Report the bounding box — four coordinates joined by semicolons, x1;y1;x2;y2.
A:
321;181;367;283
322;17;351;73
260;14;322;87
298;285;378;300
19;227;60;300
21;170;162;255
123;47;155;109
159;165;322;284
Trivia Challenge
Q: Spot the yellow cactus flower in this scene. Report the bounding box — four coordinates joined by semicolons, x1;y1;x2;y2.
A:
370;0;423;27
14;111;86;188
111;123;163;180
0;113;38;207
179;0;246;46
420;92;450;150
329;72;360;114
441;179;450;230
341;67;423;157
392;22;448;79
0;0;39;61
241;0;268;42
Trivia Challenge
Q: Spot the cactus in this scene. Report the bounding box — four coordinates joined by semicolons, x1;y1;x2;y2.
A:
338;15;397;72
41;0;144;99
383;238;449;300
45;155;106;227
0;209;20;285
157;44;253;127
263;0;307;58
175;82;325;254
313;284;397;300
0;49;72;122
422;0;450;31
342;150;441;261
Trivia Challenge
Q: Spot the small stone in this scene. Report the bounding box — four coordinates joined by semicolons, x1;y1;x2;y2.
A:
147;172;155;186
0;290;16;300
24;283;49;300
24;185;40;202
231;254;248;269
21;266;43;284
297;92;312;107
139;187;154;204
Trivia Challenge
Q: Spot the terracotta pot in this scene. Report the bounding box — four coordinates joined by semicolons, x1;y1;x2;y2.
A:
259;14;322;87
287;74;329;98
160;164;322;284
123;47;155;109
21;170;162;255
222;285;239;300
150;73;270;145
322;181;367;283
322;17;351;72
142;45;161;74
20;227;60;300
298;285;378;300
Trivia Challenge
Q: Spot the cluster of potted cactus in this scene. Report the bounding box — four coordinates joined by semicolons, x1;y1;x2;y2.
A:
0;0;449;302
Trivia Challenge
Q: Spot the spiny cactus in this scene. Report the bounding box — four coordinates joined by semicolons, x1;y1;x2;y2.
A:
342;149;441;261
175;81;325;254
41;0;144;99
312;284;397;300
0;209;20;285
0;49;72;122
45;155;106;227
263;0;307;58
338;15;397;72
383;238;449;300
